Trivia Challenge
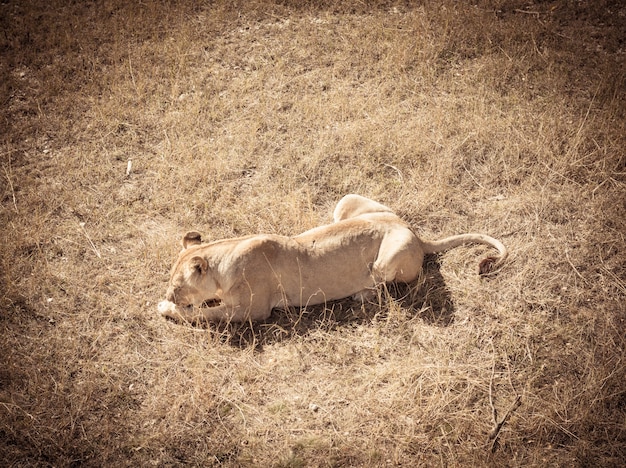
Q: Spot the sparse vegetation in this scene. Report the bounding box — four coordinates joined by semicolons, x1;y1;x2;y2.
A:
1;0;625;466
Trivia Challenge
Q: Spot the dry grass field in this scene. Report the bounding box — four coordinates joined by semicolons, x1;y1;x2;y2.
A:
1;0;625;466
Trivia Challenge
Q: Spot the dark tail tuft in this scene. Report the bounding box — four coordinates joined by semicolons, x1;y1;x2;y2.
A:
478;257;499;276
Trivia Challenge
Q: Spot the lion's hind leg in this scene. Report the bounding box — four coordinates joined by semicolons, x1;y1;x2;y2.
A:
333;194;393;222
372;229;423;284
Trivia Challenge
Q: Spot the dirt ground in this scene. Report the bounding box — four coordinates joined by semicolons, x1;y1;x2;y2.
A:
1;0;625;466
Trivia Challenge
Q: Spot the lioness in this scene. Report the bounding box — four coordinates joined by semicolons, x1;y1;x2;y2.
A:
158;194;507;323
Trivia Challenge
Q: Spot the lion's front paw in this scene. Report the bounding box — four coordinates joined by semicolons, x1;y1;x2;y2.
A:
157;300;176;316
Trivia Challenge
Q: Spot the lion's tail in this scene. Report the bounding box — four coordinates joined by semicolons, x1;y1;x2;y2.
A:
421;233;508;276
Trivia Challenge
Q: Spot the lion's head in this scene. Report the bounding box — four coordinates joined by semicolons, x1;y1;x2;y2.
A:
162;232;220;311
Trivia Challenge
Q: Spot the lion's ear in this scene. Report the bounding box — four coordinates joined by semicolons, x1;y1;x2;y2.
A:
182;231;202;249
189;256;208;275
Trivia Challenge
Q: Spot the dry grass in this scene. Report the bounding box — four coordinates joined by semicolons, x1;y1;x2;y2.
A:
1;0;625;466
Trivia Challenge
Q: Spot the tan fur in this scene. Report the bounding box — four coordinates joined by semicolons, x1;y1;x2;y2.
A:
158;194;508;323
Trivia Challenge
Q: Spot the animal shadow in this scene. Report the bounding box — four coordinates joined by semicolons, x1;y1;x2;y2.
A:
219;254;455;349
413;254;456;326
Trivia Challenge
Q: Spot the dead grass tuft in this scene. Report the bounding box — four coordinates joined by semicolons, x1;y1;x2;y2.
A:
1;0;625;466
